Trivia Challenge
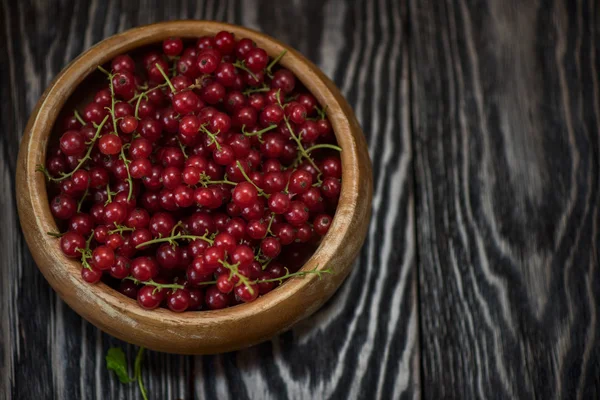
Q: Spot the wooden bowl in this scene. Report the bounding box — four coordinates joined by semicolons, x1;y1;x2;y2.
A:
16;21;372;354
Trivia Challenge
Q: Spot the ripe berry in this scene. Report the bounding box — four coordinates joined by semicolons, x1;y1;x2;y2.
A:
59;130;86;156
167;289;190;312
131;256;159;281
81;267;103;284
156;243;182;269
216;274;235;294
51;194;76;220
232;182;258;208
313;214;333;236
163;37;183;56
234;282;259;303
205;286;230;309
244;48;268;72
137;285;165;309
60;232;86;258
260;237;281;258
99;134;123;155
91;246;115;270
268;192;290;214
149;212;176;237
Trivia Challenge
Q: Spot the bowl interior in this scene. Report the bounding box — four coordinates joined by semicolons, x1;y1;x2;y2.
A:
19;21;370;353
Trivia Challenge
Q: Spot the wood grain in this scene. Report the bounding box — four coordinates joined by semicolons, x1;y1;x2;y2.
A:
1;0;415;398
410;0;600;398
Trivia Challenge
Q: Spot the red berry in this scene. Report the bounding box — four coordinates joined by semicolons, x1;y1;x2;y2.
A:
60;232;86;258
137;285;165;310
131;256;159;281
91;246;115;270
163;37;183;56
99;134;123;155
59;130;86;156
167;289;190;312
81;267;103;284
51;194;76;220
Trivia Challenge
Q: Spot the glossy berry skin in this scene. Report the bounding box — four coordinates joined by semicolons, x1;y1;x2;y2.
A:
205;286;230;309
232;182;258;208
267;192;290;214
111;54;135;73
244;48;268;72
103;202;128;226
81;267;103;284
137;286;165;310
99;134;123;155
172;90;200;115
163;37;183;56
91;246;116;270
284;201;310;227
110;256;131;279
314;214;333;236
68;213;94;236
288;170;313;194
321;156;342;179
216;274;235;294
119;115;138;134
321;177;342;199
231;245;254;268
260;237;281;258
213;232;237;255
204;246;225;269
271;69;296;94
156;243;182;269
60;232;86;258
167;289;190;312
59;130;86;156
131;257;159;281
51;194;76;220
149;212;176;237
234;283;259;303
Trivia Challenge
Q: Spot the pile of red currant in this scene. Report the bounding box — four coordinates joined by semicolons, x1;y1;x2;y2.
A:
39;32;342;312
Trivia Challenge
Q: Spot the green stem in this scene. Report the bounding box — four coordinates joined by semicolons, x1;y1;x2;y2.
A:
124;276;185;292
220;260;255;295
106;184;113;204
236;160;268;197
200;125;222;150
47;232;64;238
266;49;287;76
155;63;176;93
135;232;214;249
305;143;343;153
233;60;258;82
108;224;135;235
265;212;276;237
128;82;168;104
242;85;270;96
284;117;321;174
119;146;134;202
134;93;146;120
74;110;86;126
134;347;148;400
242;124;277;141
37;115;109;182
77;187;89;213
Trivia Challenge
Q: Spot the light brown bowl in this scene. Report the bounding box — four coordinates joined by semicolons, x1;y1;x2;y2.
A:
16;21;372;354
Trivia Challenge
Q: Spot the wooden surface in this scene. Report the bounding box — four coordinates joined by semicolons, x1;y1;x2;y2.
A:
1;0;598;399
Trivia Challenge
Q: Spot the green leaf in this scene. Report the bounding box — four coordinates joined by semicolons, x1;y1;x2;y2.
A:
106;347;135;383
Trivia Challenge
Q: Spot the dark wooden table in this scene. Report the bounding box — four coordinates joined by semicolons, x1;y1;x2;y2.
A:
2;0;599;398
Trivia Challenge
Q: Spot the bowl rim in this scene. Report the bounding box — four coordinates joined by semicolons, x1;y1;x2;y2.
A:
17;20;371;353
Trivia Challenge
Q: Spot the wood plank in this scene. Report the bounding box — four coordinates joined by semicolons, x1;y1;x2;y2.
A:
0;0;417;398
410;0;600;398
